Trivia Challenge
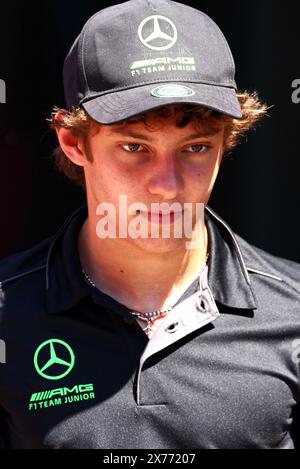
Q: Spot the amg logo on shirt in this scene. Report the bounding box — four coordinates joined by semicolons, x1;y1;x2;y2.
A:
28;383;95;411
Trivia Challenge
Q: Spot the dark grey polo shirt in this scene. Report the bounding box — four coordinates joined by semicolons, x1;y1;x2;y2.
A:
0;205;299;449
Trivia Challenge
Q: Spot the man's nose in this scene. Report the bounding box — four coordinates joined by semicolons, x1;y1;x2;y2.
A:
146;154;183;200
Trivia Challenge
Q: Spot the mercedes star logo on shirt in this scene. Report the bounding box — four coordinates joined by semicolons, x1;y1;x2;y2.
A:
33;339;75;380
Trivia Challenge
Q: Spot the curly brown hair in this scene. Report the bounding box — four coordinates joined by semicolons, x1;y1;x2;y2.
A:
49;91;268;189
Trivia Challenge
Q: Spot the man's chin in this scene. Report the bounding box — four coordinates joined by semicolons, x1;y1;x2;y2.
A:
128;236;191;254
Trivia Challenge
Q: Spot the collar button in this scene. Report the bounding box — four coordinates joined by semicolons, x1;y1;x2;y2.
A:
197;296;209;313
165;322;179;334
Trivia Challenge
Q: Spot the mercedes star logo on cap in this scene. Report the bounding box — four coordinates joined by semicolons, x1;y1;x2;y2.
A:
138;15;178;51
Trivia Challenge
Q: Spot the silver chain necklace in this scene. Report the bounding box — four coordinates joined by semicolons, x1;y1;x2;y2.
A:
82;270;172;334
82;252;209;335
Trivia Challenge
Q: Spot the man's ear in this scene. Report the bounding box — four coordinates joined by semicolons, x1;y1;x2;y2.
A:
55;126;87;167
54;111;87;167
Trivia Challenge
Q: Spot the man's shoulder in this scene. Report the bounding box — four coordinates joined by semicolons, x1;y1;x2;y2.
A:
235;232;300;291
207;206;300;290
0;235;57;324
0;235;54;286
0;206;86;287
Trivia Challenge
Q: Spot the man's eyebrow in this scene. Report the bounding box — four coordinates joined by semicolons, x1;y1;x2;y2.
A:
110;130;155;141
109;128;221;142
178;129;222;141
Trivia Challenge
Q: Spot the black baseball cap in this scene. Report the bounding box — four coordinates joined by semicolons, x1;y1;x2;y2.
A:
63;0;242;124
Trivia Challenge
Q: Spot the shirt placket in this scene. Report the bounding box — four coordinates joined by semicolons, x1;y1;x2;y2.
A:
135;268;220;405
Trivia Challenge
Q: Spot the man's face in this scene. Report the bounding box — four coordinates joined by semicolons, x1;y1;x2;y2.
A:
82;115;225;253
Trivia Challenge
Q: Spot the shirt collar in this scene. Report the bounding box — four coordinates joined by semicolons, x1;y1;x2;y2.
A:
45;205;90;313
45;205;257;314
205;206;257;310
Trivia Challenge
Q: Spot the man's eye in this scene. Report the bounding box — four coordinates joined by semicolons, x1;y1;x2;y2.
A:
185;144;208;153
122;143;144;152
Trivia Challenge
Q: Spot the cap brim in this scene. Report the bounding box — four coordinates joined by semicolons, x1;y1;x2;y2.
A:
81;82;242;124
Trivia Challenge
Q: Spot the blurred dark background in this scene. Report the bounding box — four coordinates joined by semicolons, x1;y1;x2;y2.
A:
0;0;299;261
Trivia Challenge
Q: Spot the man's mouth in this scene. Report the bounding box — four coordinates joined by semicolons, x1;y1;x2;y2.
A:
136;210;183;224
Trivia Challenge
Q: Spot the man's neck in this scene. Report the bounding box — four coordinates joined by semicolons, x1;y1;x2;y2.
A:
77;218;208;313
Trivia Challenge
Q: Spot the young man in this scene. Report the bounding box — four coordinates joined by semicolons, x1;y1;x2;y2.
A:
0;0;299;449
